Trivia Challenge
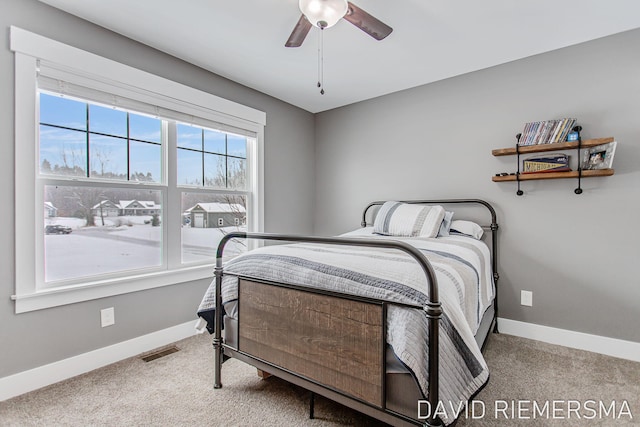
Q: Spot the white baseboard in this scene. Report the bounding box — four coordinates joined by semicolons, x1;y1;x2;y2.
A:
3;318;636;402
0;320;198;402
498;317;640;363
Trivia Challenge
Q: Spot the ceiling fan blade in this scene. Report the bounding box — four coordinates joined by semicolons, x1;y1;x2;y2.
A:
343;2;393;41
285;14;313;47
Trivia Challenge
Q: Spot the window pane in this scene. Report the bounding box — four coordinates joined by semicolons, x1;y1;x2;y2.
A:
227;134;247;158
39;125;87;177
39;93;86;131
89;134;128;180
181;193;246;264
177;147;202;186
204;153;226;188
204;129;226;154
89;104;127;137
177;123;202;150
227;157;247;190
129;113;161;143
43;185;162;285
130;141;161;183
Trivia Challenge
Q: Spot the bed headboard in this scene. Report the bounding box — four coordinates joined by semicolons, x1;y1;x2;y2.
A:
361;198;499;287
361;198;497;229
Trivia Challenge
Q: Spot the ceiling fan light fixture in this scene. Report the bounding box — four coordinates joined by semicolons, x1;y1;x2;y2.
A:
299;0;348;29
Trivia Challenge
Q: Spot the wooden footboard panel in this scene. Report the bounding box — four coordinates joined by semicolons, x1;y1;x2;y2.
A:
238;279;384;407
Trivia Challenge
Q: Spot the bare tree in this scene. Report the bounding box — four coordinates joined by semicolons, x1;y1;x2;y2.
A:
72;187;106;227
90;144;128;180
221;194;247;230
92;146;112;178
204;156;226;188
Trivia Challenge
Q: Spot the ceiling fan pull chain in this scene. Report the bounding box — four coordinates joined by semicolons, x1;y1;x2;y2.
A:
317;26;325;95
317;27;321;89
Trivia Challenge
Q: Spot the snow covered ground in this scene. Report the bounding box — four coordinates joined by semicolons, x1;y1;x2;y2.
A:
44;216;246;283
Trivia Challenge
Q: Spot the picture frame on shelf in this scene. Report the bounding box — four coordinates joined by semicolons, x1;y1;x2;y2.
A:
581;141;617;170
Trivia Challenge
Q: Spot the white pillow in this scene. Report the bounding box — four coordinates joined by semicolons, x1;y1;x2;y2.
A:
437;211;454;237
373;201;445;238
450;220;484;240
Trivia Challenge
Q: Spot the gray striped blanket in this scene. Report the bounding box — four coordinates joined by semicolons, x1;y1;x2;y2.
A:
198;229;494;425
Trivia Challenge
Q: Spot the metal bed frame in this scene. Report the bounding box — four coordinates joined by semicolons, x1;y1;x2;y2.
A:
210;199;499;427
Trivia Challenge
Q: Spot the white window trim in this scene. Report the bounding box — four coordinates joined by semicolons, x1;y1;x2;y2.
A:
10;27;265;313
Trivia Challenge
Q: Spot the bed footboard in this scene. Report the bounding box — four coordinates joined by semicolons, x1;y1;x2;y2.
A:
239;278;384;407
213;233;443;426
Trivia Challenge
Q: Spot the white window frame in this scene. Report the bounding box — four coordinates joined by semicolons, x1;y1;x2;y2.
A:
10;27;265;313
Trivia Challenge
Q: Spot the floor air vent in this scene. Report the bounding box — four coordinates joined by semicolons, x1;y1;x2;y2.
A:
141;345;180;362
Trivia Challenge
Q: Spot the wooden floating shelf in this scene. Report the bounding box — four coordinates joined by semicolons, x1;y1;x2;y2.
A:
491;137;614;157
492;169;614;182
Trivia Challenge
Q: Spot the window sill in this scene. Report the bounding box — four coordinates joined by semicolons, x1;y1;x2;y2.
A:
12;264;215;313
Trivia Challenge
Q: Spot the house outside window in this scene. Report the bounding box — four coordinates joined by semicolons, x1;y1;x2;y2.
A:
44;202;57;218
11;27;265;312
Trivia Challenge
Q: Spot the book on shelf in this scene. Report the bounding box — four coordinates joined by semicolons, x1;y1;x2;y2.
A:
518;118;577;146
557;118;576;143
547;119;563;144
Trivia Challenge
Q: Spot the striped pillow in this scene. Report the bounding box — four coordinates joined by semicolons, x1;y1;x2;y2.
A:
373;202;446;238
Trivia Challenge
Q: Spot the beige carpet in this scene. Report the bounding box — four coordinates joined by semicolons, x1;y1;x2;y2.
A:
1;332;638;426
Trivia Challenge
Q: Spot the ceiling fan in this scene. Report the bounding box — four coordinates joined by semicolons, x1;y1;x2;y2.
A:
285;0;393;48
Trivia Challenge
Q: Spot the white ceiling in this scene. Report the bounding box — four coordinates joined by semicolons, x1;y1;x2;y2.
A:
39;0;640;113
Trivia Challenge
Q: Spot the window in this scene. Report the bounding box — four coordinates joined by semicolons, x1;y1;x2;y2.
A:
176;123;247;189
11;27;265;312
39;94;166;286
39;93;163;182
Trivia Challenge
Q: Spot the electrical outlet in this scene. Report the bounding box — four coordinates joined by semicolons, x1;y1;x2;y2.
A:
521;290;533;307
101;307;115;327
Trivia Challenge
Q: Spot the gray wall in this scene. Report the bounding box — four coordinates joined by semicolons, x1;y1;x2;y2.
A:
314;29;640;343
0;0;315;377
